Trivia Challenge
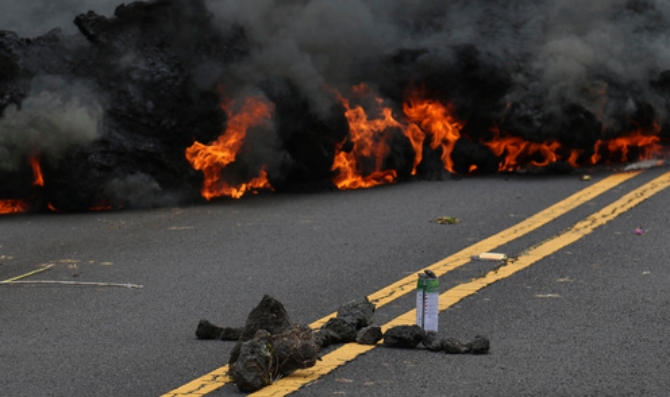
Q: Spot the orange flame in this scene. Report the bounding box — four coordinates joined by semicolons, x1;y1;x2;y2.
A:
484;122;663;172
0;155;45;215
484;126;582;172
0;199;31;215
331;86;466;188
403;93;463;173
30;155;44;187
331;86;400;189
185;96;274;200
591;125;662;165
88;201;113;211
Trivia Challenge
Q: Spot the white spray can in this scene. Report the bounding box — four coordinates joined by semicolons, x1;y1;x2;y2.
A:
416;271;439;332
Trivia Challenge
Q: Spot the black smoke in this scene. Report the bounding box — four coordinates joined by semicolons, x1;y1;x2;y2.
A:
1;0;669;211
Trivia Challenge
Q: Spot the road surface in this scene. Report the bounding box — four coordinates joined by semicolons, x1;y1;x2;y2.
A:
2;167;669;396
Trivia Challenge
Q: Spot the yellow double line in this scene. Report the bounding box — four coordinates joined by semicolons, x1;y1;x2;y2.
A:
163;170;670;397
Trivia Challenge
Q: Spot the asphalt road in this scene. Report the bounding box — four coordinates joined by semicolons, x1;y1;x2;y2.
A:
2;167;669;397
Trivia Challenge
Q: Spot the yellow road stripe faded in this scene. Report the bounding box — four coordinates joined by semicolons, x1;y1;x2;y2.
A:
160;171;639;396
0;264;55;283
250;170;670;396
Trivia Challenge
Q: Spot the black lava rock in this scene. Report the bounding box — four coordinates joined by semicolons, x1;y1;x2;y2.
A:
443;337;472;354
421;331;444;352
356;325;383;345
195;319;243;340
320;318;357;344
230;330;273;393
470;335;490;354
382;325;426;348
313;329;334;348
229;295;293;366
271;324;321;374
336;296;376;329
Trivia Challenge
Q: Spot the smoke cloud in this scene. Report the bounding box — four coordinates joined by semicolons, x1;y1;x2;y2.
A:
0;75;103;171
3;0;670;129
200;0;670;130
1;0;670;210
0;0;120;37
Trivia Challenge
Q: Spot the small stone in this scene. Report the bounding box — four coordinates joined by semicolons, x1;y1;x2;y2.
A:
336;297;376;329
320;318;357;343
421;331;444;351
443;337;471;354
356;326;383;345
470;335;490;354
383;325;425;348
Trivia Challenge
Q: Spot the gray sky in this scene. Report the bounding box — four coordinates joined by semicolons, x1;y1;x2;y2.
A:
0;0;119;37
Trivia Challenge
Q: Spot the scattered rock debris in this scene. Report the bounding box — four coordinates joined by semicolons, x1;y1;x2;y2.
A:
197;295;490;392
227;295;320;392
430;216;461;224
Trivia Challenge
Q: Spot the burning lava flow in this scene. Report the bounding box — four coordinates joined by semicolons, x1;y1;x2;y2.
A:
330;84;402;190
402;92;463;174
0;199;31;215
4;0;670;215
329;85;464;190
185;84;666;201
0;155;115;215
485;124;663;173
30;156;44;187
0;155;43;215
2;87;666;213
185;95;275;200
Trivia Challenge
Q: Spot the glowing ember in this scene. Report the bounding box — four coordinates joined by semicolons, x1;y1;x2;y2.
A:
0;155;45;215
88;201;113;211
484;123;663;172
215;166;271;199
591;125;662;165
331;85;401;189
185;95;274;200
484;126;582;172
30;156;44;187
403;92;463;174
0;199;31;215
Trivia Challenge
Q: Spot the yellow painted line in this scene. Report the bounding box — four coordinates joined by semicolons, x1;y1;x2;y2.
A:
314;171;639;328
161;367;232;397
160;171;638;396
249;170;670;396
0;264;55;283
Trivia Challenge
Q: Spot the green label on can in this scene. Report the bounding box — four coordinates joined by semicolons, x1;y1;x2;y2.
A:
424;278;439;293
417;278;427;290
